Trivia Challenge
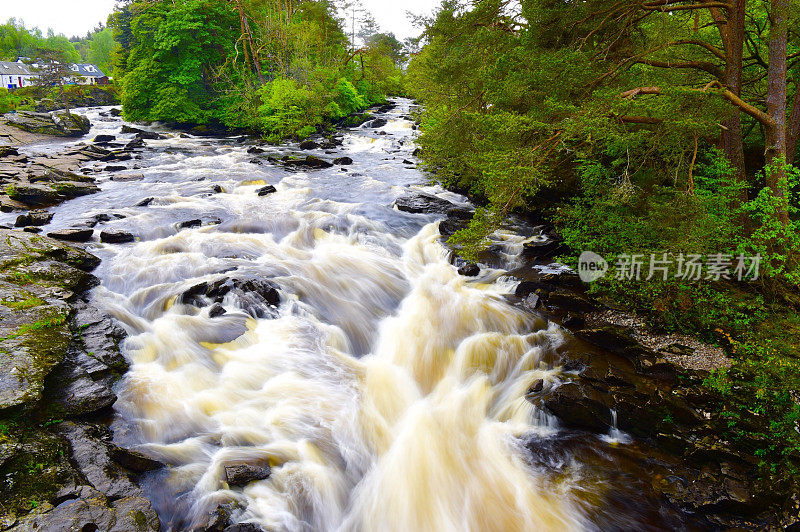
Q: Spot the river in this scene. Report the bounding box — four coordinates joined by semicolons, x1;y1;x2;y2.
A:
2;99;685;531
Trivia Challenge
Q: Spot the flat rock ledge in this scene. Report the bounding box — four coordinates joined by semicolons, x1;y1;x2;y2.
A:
0;229;161;531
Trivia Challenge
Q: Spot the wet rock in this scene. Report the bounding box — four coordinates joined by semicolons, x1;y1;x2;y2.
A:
545;290;595;312
257;185;277;196
527;379;544;395
121;125;162;140
541;381;612;432
575;325;641;357
135;197;154;207
180;277;280;319
412;148;421;156
402;159;413;165
93;134;116;143
5;110;90;137
522;234;564;259
225;464;271;487
369;118;388;128
14;210;53;227
211;185;224;194
299;140;318;150
22;226;41;233
457;262;480;277
58;422;141;500
394;192;470;217
104;164;127;172
247;146;265;154
124;137;145;150
179;219;202;229
109;107;122;116
48;228;94;242
562;313;586;329
100;230;135;244
110;446;165;473
225;524;265;532
333;156;353;165
283;155;334;170
209;304;227;318
6;182;60;206
48;374;117;415
524;293;540;309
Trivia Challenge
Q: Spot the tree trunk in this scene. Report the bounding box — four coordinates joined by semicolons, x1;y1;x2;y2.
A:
717;0;747;195
787;86;800;165
765;0;789;190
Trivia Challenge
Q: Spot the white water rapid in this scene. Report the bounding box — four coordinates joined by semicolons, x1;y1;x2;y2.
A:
2;99;671;531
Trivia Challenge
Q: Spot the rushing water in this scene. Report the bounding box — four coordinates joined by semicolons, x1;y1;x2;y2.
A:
3;100;685;531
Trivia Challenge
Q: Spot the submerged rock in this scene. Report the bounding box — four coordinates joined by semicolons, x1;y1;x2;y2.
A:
180;276;280;319
333;156;353;165
299;140;318;150
100;230;135;244
225;464;271;487
282;155;334;170
394;192;471;218
257;185;277;196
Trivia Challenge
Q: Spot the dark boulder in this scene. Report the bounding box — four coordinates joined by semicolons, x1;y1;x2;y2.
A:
299;140;318;150
211;185;224;194
110;446;165;473
333;157;353;165
179;219;202;229
109;108;122;116
48;228;94;242
180;277;280;319
124;137;145;151
369;118;388;128
257;185;277;196
283;155;334;170
14;210;53;227
457;262;480;277
93;134;116;143
209;304;227;318
100;230;135;244
225;524;265;532
522;234;565;259
247;146;265;154
225;464;271;487
121;125;162;139
394;192;471;217
136;197;155;207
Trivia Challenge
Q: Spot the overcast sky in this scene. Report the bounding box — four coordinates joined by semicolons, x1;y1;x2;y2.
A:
3;0;434;40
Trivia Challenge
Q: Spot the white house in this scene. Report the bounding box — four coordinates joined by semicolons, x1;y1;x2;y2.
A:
0;60;108;89
68;63;109;85
0;61;37;89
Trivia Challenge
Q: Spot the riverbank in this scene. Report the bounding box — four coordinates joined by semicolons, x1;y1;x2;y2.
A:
0;229;160;530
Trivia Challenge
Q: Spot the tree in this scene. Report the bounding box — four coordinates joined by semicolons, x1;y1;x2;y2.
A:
31;48;75;114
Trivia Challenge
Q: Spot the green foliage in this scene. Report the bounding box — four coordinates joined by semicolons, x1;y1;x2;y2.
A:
257;77;321;139
737;161;800;288
112;0;402;137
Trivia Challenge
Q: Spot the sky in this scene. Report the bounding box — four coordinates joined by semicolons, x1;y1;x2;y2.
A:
2;0;435;40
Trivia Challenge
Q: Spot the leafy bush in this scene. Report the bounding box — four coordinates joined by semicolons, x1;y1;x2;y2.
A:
257;78;322;140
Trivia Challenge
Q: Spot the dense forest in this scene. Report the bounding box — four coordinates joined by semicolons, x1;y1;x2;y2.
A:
108;0;405;138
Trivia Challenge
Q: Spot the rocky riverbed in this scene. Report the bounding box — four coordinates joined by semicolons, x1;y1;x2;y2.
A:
0;100;797;530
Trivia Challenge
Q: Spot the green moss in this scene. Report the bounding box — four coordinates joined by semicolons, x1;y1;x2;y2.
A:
1;298;46;311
